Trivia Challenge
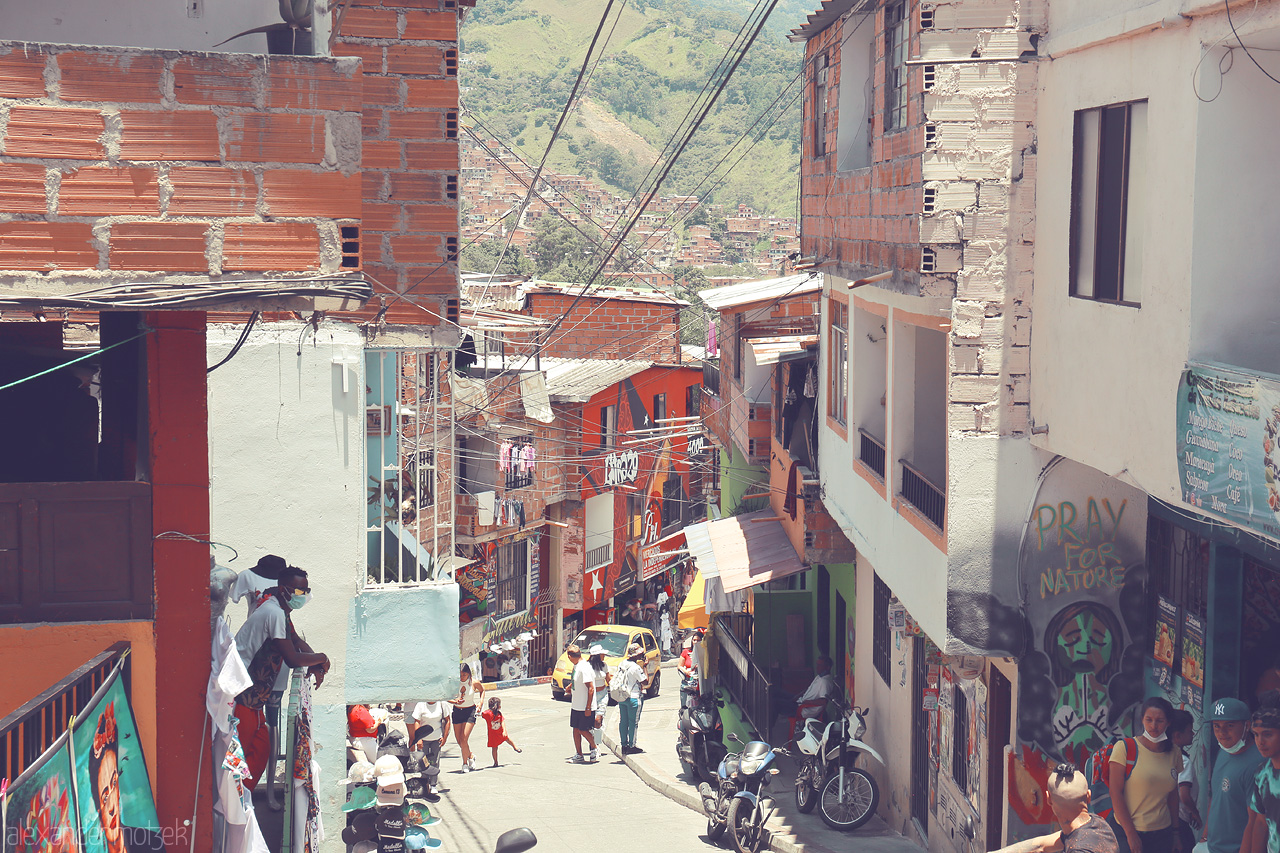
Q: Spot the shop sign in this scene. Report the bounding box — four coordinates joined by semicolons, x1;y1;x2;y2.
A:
604;449;640;486
687;434;707;458
1177;362;1280;541
640;531;686;581
1181;611;1205;711
1152;596;1179;689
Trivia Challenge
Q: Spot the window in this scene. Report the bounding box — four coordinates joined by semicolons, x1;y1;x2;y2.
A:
953;685;970;792
662;474;684;529
456;437;470;495
653;393;667;424
505;435;534;490
494;540;528;616
884;0;909;131
873;572;891;684
600;404;617;448
829;300;848;424
407;450;435;510
733;314;743;381
1070;100;1147;304
814;51;830;157
686;383;701;419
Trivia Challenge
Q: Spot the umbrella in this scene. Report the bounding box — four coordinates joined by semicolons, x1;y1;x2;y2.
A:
677;569;708;629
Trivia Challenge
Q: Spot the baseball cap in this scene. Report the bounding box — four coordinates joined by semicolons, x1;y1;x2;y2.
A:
373;755;406;785
352;842;378;853
342;786;377;813
404;827;443;850
339;760;376;786
1207;697;1252;721
378;730;410;760
375;807;406;839
403;799;442;827
588;644;606;656
343;811;378;843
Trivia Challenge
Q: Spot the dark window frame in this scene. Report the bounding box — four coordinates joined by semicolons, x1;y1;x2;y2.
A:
493;539;529;616
600;404;617;448
1069;99;1146;306
952;684;970;792
814;51;830;157
884;0;909;132
653;393;667;424
829;300;848;425
872;572;891;685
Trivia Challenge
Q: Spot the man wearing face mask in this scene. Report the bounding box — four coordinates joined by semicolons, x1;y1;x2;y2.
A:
1201;698;1265;853
233;565;330;789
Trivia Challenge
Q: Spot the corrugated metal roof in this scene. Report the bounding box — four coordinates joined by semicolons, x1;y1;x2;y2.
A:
460;282;527;312
747;334;819;365
698;273;822;312
788;0;872;42
683;510;806;593
525;280;688;307
539;357;653;402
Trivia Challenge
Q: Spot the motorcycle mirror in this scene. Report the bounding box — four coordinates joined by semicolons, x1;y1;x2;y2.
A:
727;733;742;744
494;828;538;853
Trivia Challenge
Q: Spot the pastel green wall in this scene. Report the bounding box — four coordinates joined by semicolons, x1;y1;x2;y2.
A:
753;588;812;673
346;584;461;703
718;442;766;516
820;563;857;700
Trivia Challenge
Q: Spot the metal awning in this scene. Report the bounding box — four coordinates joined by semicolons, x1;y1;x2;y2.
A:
683;510;807;594
747;334;819;366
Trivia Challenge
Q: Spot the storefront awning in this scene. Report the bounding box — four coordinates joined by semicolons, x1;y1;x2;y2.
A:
746;334;818;366
683;510;807;594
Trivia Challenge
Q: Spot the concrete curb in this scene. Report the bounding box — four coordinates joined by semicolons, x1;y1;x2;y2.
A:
487;675;551;691
601;730;838;853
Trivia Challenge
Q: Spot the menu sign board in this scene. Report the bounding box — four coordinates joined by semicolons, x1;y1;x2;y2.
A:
1176;363;1280;541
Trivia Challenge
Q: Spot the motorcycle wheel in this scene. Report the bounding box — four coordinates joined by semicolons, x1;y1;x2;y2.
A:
727;797;763;853
706;815;726;844
694;740;711;783
795;761;818;813
818;767;879;831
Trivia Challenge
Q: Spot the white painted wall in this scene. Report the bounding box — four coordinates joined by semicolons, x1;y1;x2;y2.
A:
1188;42;1280;373
209;319;364;853
1031;5;1280;510
853;304;888;438
0;0;330;54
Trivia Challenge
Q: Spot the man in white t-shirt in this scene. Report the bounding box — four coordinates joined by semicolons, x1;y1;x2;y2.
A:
796;655;839;719
410;701;449;799
232;566;329;789
566;645;597;763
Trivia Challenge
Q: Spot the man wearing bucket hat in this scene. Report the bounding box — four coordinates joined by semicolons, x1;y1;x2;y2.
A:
615;643;651;755
1200;697;1266;853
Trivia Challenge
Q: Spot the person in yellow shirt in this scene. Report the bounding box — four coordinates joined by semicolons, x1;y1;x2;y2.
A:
1107;697;1182;853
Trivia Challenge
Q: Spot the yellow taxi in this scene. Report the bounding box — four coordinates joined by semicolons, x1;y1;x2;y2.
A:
550;624;662;701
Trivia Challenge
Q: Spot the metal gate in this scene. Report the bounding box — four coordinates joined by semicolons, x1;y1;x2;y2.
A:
911;636;931;833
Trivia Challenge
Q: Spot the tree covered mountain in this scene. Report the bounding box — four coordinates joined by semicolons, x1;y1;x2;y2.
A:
459;0;813;217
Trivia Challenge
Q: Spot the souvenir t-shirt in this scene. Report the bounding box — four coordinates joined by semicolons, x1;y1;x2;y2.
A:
1251;761;1280;853
1061;813;1119;853
1207;741;1265;853
1111;739;1178;831
231;570;276;615
570;660;595;711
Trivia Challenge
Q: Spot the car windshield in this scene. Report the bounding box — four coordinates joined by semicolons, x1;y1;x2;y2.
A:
573;630;629;656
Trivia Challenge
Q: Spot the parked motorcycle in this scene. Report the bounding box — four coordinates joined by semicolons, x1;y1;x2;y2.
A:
677;684;725;782
792;700;882;831
698;733;786;852
495;828;537;853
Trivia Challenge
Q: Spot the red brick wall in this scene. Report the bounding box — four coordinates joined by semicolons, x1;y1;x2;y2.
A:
520;292;683;364
799;5;924;280
0;44;360;276
333;0;461;326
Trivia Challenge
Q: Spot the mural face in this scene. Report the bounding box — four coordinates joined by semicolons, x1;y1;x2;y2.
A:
1009;461;1148;839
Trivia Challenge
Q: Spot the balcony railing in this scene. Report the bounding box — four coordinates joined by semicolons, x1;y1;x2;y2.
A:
900;460;946;530
702;359;721;397
585;540;613;570
1;642;130;781
858;429;887;479
505;469;533;490
713;615;772;736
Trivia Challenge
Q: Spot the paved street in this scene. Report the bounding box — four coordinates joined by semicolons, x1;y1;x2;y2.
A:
421;681;719;853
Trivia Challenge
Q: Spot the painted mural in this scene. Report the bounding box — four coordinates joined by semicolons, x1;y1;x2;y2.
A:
1009;459;1148;838
459;541;495;625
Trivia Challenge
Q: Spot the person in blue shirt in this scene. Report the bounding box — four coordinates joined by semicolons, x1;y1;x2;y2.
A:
1245;692;1280;853
1202;697;1266;853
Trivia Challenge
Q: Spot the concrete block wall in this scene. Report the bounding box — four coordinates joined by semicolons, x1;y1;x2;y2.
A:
917;0;1043;437
799;5;924;279
333;0;462;326
0;43;360;281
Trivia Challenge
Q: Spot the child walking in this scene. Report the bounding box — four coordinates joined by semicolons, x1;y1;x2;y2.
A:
482;697;522;767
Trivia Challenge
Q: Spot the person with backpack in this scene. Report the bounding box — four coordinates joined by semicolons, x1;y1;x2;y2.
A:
1107;697;1182;853
614;643;651;755
990;762;1118;853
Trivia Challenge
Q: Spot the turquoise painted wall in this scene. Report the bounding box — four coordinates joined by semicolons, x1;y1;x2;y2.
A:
346;584;461;703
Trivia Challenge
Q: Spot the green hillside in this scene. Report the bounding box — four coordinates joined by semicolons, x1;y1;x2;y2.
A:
459;0;809;217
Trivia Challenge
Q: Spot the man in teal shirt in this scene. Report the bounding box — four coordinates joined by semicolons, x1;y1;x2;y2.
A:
1204;697;1265;853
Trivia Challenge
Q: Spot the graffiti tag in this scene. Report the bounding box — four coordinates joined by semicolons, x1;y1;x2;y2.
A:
604;449;640;485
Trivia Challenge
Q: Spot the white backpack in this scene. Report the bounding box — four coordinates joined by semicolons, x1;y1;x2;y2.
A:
609;665;633;703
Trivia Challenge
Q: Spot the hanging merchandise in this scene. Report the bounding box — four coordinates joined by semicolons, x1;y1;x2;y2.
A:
802;363;817;398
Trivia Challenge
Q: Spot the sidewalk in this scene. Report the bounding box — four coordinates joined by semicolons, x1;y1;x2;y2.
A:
601;661;923;853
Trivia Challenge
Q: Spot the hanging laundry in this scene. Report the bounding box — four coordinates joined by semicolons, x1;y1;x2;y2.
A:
707;319;718;357
803;364;817;398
